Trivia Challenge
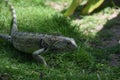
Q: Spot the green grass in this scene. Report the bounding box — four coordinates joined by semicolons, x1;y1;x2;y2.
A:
0;0;120;80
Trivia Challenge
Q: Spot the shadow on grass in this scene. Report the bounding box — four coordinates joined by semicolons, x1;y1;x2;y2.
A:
91;13;120;49
91;13;120;67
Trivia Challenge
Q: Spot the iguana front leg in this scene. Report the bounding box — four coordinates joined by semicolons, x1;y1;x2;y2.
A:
32;48;47;67
0;34;11;42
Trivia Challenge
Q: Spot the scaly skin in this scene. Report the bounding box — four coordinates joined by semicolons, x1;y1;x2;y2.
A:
0;0;77;66
12;31;77;53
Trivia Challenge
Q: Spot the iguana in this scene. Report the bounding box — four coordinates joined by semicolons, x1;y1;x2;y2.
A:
0;0;77;66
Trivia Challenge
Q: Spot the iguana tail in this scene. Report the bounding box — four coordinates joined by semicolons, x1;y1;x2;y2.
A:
4;0;18;35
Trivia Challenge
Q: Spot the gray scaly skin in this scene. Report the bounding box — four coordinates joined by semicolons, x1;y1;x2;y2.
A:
0;0;77;66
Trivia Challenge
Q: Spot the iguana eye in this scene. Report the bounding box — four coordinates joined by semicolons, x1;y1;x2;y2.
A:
67;42;71;45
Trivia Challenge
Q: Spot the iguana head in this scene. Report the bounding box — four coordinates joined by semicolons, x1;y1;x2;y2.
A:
53;37;77;50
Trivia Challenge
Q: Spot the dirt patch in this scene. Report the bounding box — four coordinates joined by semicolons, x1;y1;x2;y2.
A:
110;54;120;66
90;13;120;48
99;25;120;48
91;14;120;67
